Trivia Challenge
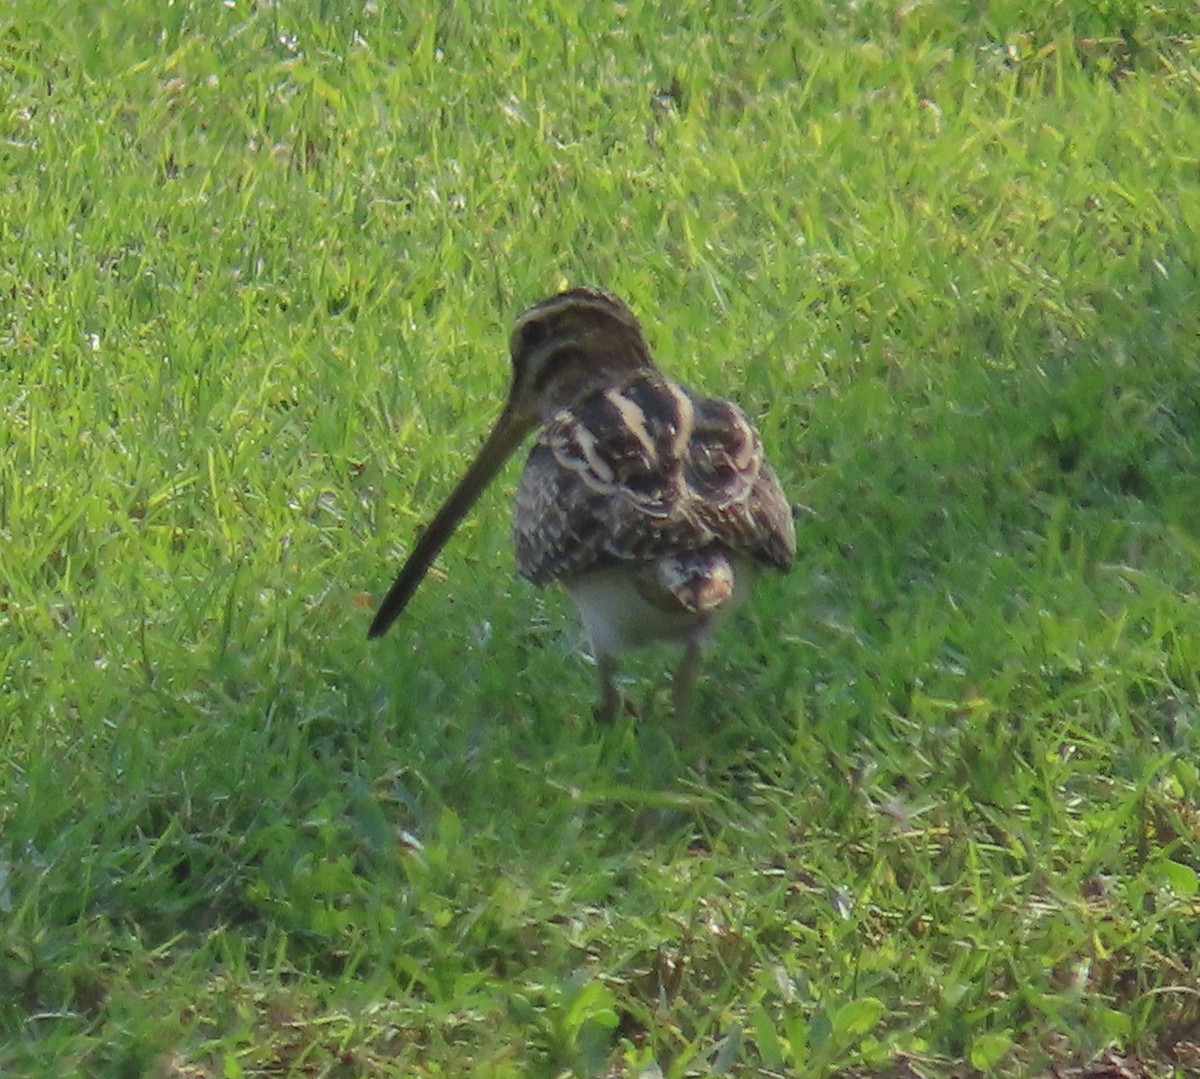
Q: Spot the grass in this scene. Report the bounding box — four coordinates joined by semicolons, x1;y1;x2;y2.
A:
2;1;1200;1075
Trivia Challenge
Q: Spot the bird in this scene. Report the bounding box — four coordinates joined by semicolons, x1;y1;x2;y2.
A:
368;287;795;721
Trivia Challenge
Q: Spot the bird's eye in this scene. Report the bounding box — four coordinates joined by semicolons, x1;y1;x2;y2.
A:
520;320;549;352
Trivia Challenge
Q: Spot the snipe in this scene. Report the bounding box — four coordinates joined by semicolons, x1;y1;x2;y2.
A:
369;288;795;720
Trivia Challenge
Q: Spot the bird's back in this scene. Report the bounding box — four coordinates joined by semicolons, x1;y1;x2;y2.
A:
513;371;795;587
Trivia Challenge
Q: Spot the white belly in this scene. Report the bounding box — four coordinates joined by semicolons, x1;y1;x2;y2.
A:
564;560;753;658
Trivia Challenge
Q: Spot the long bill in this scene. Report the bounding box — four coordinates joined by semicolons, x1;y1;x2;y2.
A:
368;405;533;639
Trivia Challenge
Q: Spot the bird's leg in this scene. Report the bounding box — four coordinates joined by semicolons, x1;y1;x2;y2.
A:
595;653;622;723
672;623;709;721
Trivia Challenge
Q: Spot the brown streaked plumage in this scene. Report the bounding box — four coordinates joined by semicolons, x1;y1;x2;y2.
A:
369;287;795;720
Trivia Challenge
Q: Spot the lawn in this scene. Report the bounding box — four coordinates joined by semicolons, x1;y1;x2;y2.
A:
3;1;1200;1076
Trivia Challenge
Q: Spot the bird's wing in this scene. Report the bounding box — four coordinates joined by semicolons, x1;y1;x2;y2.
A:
685;395;796;572
513;373;795;586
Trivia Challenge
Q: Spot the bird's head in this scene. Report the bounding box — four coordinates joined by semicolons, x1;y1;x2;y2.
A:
505;287;655;426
